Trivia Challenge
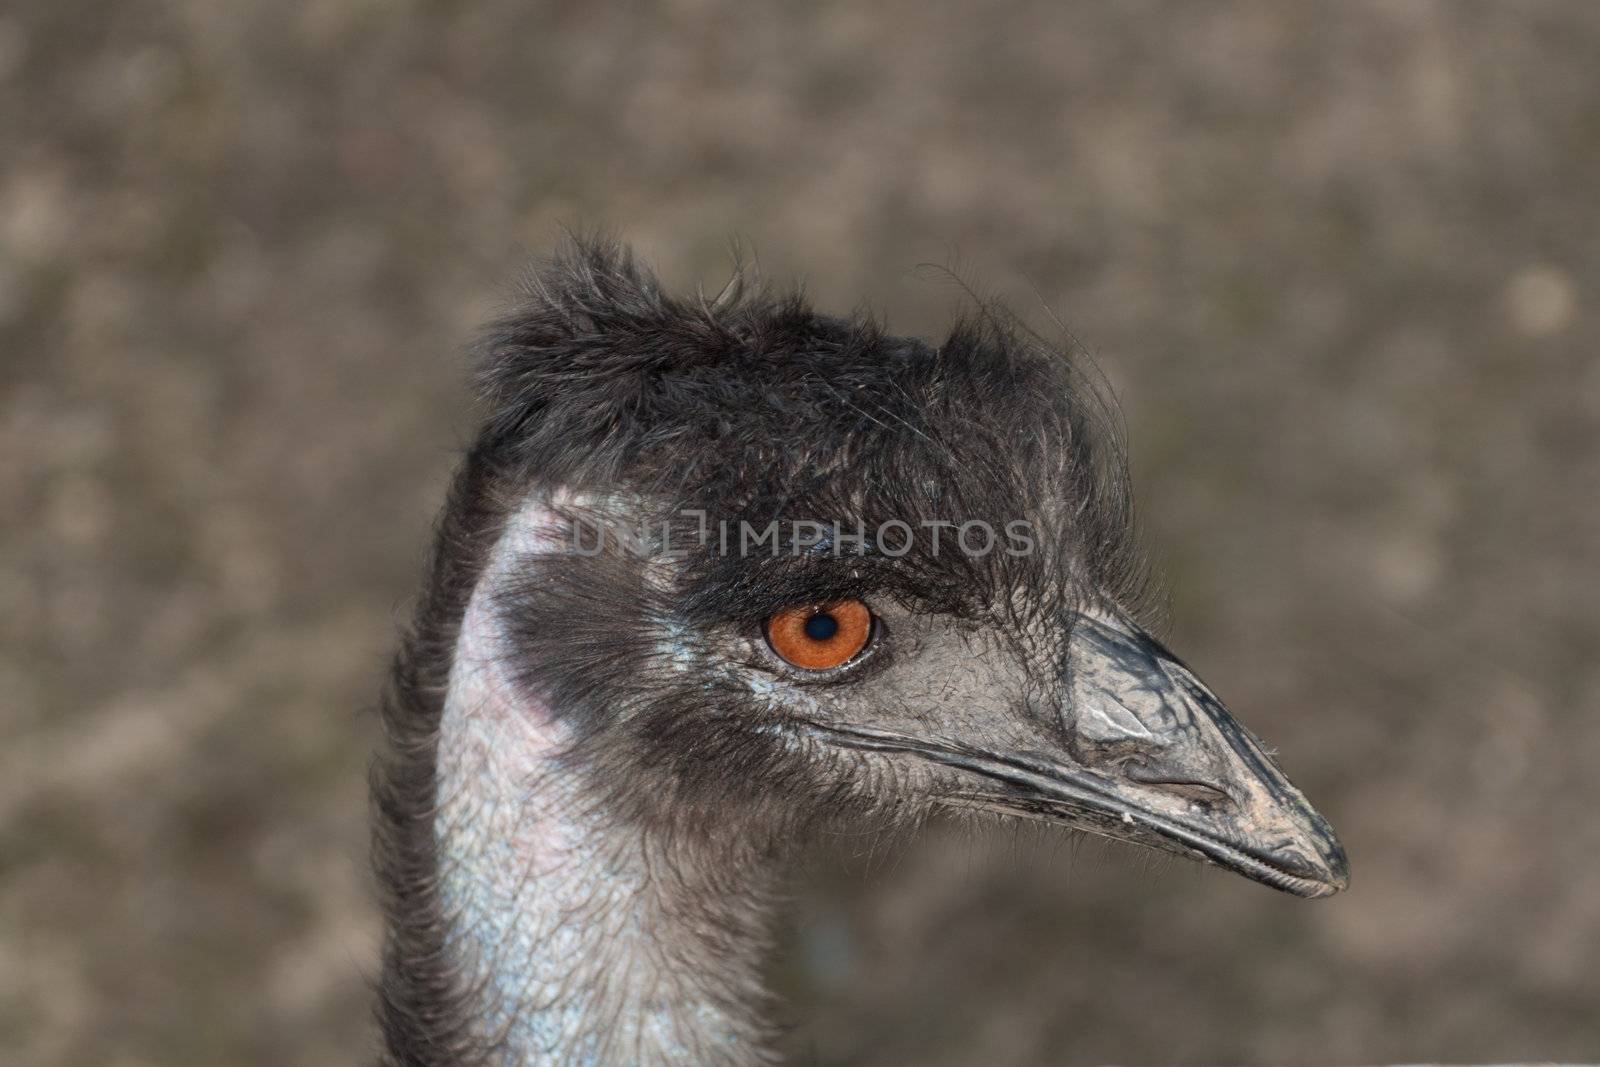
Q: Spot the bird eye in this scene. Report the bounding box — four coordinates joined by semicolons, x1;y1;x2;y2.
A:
764;600;874;671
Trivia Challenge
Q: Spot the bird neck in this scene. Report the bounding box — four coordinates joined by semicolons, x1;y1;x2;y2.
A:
431;502;782;1066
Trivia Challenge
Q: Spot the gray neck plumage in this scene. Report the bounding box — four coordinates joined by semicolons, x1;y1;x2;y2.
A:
429;501;780;1067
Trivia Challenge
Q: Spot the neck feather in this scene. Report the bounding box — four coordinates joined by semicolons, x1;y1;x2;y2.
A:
429;500;781;1066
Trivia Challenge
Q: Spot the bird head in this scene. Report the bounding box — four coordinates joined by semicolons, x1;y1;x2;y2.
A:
472;240;1347;898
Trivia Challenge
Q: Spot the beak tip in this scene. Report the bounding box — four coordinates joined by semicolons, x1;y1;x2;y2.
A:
1291;832;1350;898
1321;849;1352;897
1310;866;1350;898
1308;874;1349;899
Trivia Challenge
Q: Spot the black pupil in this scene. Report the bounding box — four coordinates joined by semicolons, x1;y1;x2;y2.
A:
804;612;839;641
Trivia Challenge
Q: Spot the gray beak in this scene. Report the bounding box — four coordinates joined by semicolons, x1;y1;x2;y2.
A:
1041;610;1349;897
821;611;1349;898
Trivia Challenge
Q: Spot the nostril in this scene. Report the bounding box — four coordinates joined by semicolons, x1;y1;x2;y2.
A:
1072;736;1150;768
1120;761;1233;805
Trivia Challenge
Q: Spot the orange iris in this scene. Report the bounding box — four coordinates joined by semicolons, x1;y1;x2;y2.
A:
764;600;873;670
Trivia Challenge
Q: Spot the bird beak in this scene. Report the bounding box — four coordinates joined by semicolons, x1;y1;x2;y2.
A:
820;611;1349;898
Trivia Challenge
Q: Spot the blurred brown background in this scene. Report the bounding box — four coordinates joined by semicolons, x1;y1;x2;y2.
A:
3;2;1598;1065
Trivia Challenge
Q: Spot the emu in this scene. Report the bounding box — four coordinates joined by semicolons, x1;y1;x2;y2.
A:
372;239;1348;1066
